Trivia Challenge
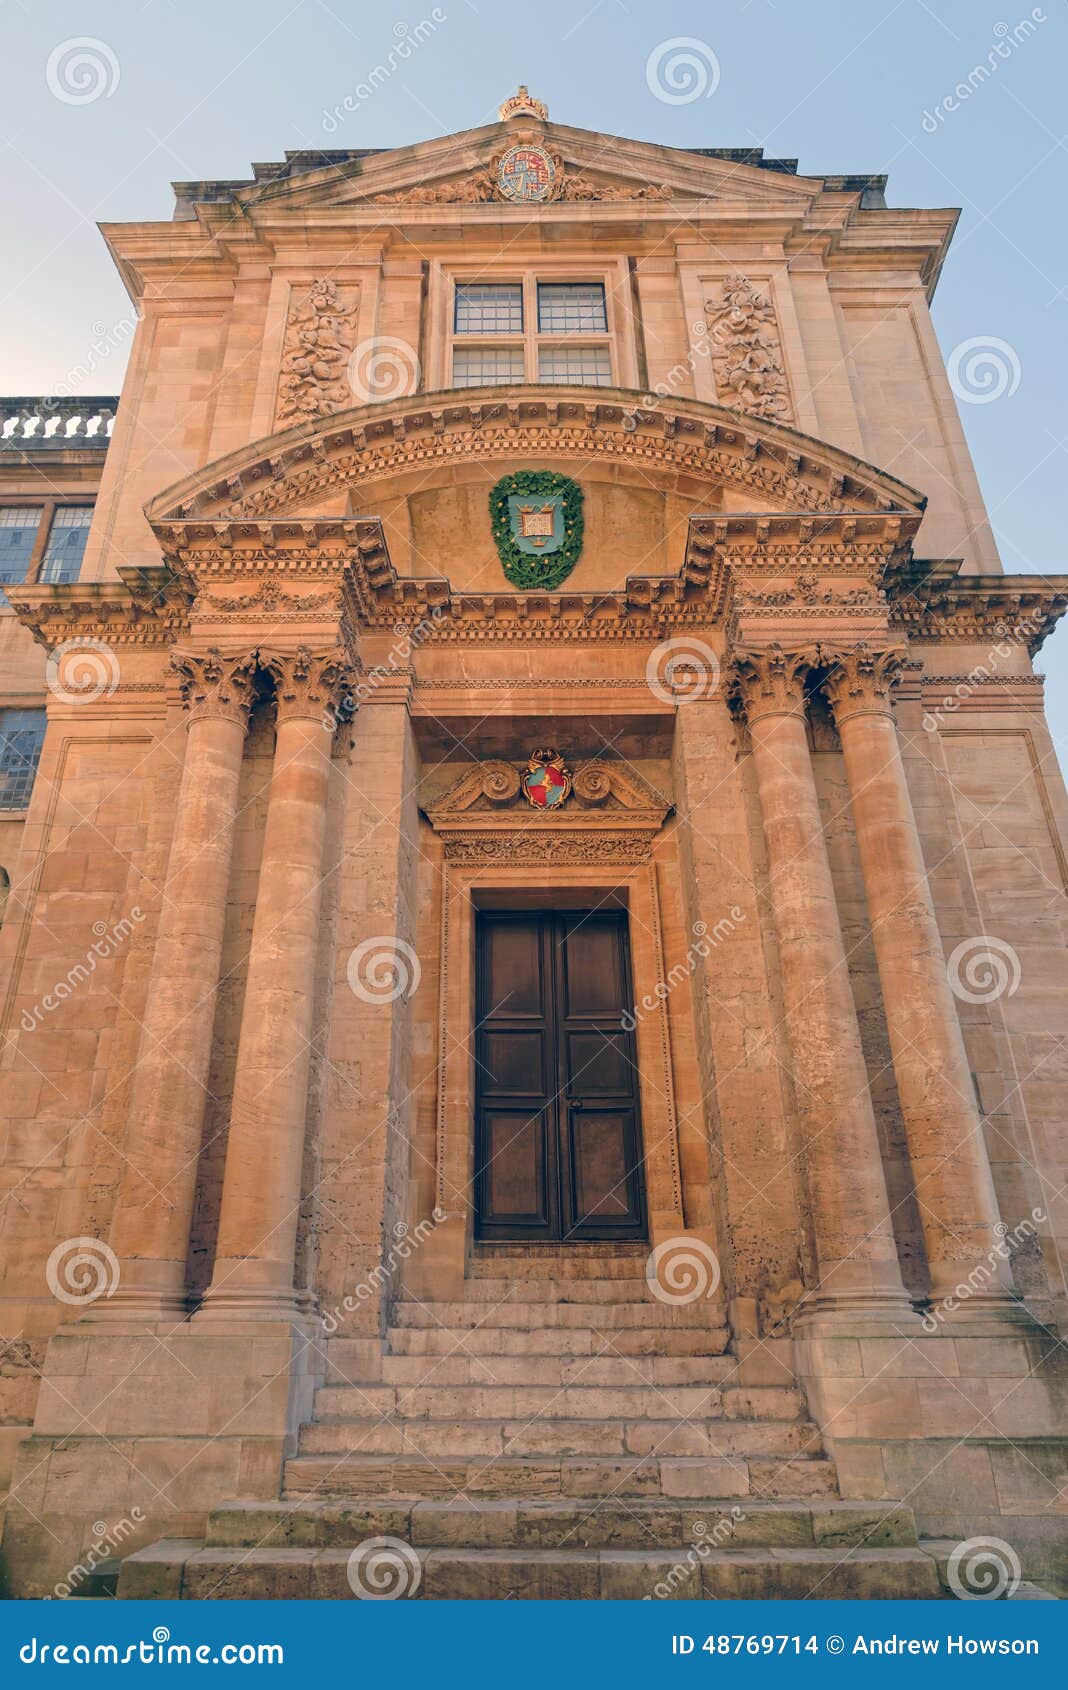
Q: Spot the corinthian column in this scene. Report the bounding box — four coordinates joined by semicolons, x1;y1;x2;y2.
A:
199;648;352;1320
730;646;912;1323
100;649;257;1321
821;645;1021;1318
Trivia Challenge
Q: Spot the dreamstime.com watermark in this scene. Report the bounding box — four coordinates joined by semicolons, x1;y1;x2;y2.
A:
45;38;120;105
45;638;121;704
645;1509;745;1597
324;609;445;731
922;611;1045;729
347;336;421;404
346;1536;422;1598
322;14;447;132
921;1207;1046;1331
946;336;1021;405
920;11;1046;133
321;1209;447;1333
53;1512;144;1600
21;909;143;1033
646;1236;722;1306
346;936;421;1005
19;1629;284;1665
623;319;711;429
623;911;744;1030
646;636;721;706
946;935;1021;1005
947;1535;1022;1599
45;1237;120;1307
645;38;721;105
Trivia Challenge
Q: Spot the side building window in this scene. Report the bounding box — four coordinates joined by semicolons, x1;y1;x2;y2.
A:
0;708;47;811
0;503;94;599
39;506;94;583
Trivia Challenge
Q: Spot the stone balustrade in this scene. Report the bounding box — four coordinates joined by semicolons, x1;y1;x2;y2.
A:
0;395;117;447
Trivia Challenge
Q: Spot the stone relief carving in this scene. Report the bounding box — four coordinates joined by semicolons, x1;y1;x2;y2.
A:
171;648;259;725
275;278;359;428
819;642;906;722
259;646;355;720
705;275;793;423
757;1275;806;1335
369;153;673;206
201;582;340;615
422;756;672;863
728;644;819;722
374;172;496;206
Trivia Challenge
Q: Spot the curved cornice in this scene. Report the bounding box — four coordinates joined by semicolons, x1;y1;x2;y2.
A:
145;385;927;527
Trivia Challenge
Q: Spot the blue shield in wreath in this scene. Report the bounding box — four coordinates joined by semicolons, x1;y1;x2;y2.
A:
507;493;565;556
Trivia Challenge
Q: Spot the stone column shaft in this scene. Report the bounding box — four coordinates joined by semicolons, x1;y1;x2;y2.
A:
732;647;911;1323
200;649;349;1319
103;651;256;1320
824;647;1017;1312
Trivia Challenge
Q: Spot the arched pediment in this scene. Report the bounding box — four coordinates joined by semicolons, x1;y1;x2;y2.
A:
145;386;926;528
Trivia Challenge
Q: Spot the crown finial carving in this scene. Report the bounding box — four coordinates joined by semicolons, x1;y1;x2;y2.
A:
499;85;548;122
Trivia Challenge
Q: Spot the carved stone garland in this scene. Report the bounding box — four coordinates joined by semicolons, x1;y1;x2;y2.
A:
275;278;359;428
705;275;793;424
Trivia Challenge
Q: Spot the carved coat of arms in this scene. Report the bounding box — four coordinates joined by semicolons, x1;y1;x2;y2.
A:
521;749;572;810
496;144;557;202
489;470;584;589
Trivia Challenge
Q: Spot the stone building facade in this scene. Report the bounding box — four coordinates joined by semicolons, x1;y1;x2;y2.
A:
0;90;1066;1599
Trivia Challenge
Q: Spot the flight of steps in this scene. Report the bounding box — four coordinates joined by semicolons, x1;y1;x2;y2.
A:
117;1259;943;1599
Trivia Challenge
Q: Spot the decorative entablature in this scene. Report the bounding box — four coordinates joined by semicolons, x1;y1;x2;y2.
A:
890;571;1068;656
6;567;191;651
144;389;923;527
423;756;672;865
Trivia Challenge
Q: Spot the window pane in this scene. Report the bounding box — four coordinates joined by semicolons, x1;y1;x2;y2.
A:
39;505;93;585
452;345;526;388
0;708;46;810
537;283;608;334
538;345;613;386
0;507;44;586
455;284;523;335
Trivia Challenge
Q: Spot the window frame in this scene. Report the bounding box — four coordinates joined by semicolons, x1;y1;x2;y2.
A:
443;265;623;390
0;497;95;595
0;706;48;813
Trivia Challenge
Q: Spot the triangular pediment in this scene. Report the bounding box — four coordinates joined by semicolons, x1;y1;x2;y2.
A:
228;119;823;218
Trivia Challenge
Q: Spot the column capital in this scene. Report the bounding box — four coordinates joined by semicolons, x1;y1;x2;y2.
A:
819;642;907;726
171;648;258;729
260;646;357;725
727;644;820;725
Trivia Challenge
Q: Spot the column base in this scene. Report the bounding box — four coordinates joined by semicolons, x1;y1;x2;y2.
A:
76;1276;191;1327
195;1283;318;1324
792;1290;923;1339
920;1290;1050;1337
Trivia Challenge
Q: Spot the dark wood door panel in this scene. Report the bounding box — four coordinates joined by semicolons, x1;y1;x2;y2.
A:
474;910;646;1243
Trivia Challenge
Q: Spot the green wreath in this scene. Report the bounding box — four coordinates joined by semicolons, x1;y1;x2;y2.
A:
489;470;584;590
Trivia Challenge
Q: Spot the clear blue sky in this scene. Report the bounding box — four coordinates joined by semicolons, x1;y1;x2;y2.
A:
3;0;1066;747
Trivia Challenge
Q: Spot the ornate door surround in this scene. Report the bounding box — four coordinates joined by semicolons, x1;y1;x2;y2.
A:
417;756;689;1284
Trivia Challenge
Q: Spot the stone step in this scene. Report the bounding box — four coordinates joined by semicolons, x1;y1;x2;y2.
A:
205;1497;917;1552
394;1300;726;1330
298;1416;822;1460
386;1324;730;1358
470;1250;648;1280
284;1452;838;1502
453;1277;654;1303
332;1353;742;1388
312;1382;803;1422
118;1542;939;1601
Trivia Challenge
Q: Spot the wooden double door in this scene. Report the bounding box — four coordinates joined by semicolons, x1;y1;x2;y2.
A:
474;910;647;1243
